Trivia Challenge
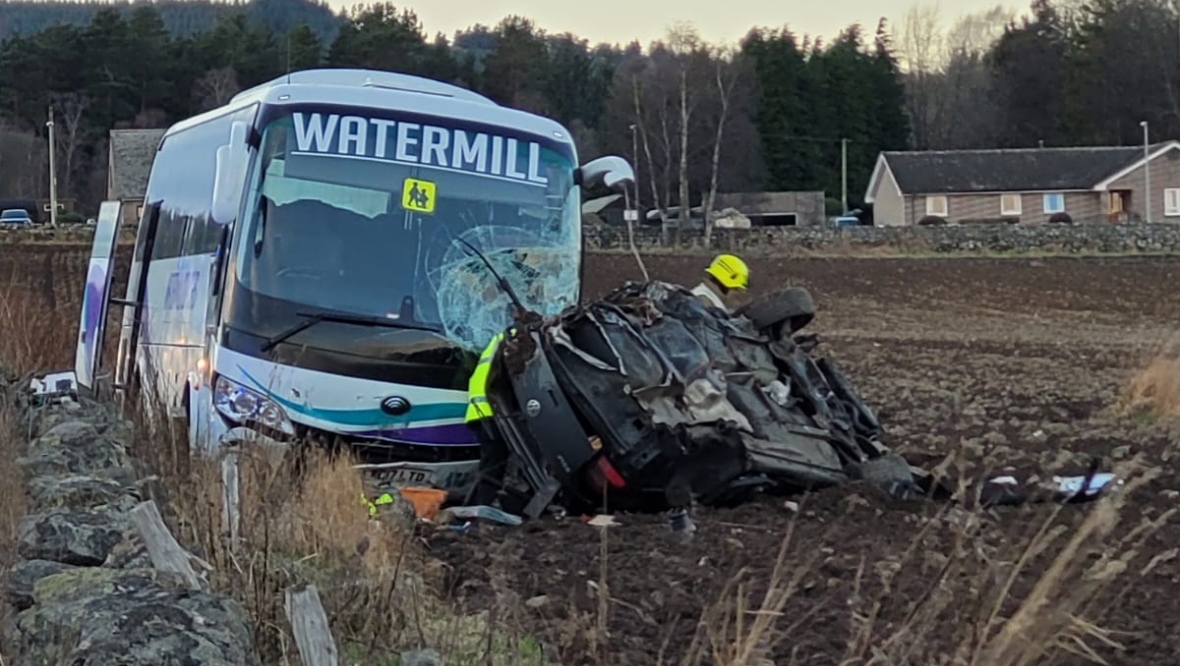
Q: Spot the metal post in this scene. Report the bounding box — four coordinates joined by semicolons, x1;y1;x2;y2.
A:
46;106;58;227
840;138;848;214
1141;120;1151;223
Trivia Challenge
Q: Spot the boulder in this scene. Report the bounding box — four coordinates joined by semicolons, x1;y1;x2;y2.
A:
402;648;445;666
16;428;135;485
15;567;260;666
103;530;154;570
25;474;137;512
5;560;79;611
17;506;130;566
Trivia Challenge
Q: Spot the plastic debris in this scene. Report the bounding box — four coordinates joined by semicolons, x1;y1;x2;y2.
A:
398;487;447;520
1053;473;1118;498
669;508;696;535
586;514;618;528
448;504;523;526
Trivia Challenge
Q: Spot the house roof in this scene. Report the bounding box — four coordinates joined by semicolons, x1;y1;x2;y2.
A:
866;142;1180;202
108;129;165;200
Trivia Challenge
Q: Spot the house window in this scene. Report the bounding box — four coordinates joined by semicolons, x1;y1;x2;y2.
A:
1001;194;1023;216
1043;193;1065;214
1166;188;1180;217
925;195;948;217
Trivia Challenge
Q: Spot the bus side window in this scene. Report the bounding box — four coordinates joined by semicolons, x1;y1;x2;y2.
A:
150;207;185;260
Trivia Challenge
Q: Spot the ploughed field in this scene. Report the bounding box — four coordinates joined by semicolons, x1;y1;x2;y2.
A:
5;244;1180;664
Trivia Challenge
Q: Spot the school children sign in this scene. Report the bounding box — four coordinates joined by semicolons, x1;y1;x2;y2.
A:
292;112;553;186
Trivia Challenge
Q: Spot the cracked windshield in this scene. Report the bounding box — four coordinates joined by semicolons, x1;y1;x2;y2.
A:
235;109;581;350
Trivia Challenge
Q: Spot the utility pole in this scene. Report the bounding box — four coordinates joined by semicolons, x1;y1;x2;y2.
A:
840;138;848;214
1141;120;1151;223
629;124;641;212
46;105;58;227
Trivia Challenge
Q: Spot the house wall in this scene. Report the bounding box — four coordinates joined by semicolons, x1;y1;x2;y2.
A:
870;167;906;226
1108;148;1180;221
911;191;1104;225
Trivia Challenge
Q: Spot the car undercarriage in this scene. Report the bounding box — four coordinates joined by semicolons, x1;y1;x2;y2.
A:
481;279;944;518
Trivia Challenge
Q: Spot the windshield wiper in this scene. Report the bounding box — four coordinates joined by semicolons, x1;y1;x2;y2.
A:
260;310;441;352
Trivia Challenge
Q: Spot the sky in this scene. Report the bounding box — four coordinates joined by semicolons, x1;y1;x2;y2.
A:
339;0;1024;47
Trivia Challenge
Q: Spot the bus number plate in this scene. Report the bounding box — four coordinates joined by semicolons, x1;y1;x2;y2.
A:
371;467;434;487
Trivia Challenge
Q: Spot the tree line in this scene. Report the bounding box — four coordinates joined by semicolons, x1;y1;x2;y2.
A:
897;0;1180;150
0;0;912;222
1;0;1173;223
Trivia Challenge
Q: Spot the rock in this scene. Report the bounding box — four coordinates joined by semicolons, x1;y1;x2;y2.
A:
401;648;444;666
14;567;260;666
5;560;79;611
16;435;136;485
27;401;129;441
17;506;130;566
103;530;154;570
27;421;102;452
25;474;136;512
526;595;550;609
1111;445;1131;460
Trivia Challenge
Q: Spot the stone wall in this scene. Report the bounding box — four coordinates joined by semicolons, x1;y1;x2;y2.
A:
0;224;130;245
1;379;259;665
584;222;1180;256
11;220;1180;258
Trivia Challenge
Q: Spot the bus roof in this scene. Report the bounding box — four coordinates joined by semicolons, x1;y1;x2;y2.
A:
164;68;573;146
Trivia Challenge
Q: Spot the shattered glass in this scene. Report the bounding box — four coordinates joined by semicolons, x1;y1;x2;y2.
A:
427;225;579;351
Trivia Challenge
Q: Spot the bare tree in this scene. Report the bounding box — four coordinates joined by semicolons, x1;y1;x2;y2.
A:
50;92;90;199
632;75;669;230
194;67;240;112
604;27;760;240
895;3;944;149
702;51;740;246
668;23;702;232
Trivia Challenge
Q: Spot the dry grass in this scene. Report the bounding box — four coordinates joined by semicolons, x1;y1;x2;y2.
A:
125;403;544;665
1122;355;1180;420
676;446;1167;666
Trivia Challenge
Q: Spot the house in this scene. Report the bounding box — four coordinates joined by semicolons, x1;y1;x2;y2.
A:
864;142;1180;226
108;129;165;227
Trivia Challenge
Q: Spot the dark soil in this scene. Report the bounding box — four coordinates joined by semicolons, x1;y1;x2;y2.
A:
8;246;1180;664
424;253;1180;665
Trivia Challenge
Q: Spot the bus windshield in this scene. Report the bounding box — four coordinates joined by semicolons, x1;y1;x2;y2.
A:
234;107;581;351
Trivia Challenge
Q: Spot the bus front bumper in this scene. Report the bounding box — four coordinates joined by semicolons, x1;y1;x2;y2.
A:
218;426;480;499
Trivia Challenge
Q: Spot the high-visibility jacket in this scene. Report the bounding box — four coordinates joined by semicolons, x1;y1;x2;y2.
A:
465;331;506;423
691;282;728;312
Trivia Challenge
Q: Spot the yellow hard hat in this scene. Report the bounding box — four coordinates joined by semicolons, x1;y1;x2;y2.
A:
705;254;749;290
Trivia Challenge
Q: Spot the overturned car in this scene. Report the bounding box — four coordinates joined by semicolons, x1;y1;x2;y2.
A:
480;280;936;518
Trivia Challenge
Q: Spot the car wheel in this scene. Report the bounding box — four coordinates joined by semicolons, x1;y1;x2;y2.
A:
737;286;817;334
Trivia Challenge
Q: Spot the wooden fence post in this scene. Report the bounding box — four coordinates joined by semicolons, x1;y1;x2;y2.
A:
285;584;339;666
220;450;241;550
128;499;207;590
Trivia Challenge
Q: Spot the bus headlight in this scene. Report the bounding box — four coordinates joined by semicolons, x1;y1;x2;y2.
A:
214;375;295;436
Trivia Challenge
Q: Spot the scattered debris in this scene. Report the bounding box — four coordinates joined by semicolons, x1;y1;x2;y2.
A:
586;514;618;528
448;505;523;526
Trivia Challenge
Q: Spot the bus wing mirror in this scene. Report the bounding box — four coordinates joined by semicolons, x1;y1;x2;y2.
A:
211;121;251;225
577;156;635;194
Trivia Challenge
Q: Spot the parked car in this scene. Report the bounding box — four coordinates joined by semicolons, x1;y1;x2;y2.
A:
0;208;32;225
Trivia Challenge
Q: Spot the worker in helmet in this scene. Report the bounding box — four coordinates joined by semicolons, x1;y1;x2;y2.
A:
691;253;749;311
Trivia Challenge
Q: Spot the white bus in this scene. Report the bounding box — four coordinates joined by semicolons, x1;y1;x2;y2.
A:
89;68;634;497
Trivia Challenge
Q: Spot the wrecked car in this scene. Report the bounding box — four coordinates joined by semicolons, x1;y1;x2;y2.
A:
482;280;934;518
